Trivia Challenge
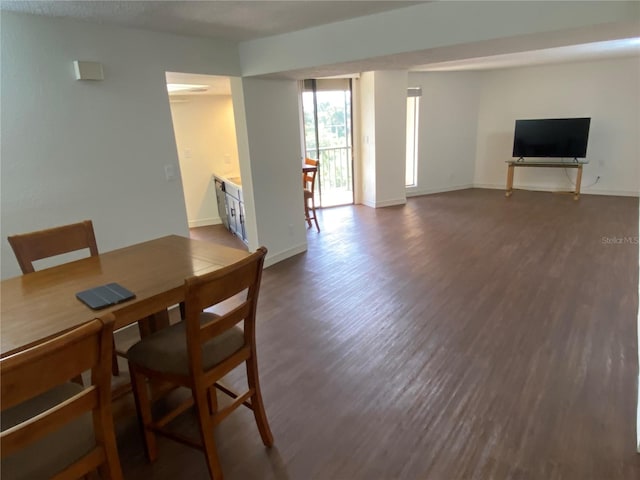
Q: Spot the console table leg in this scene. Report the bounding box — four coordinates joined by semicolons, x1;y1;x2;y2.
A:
574;165;583;200
506;164;514;197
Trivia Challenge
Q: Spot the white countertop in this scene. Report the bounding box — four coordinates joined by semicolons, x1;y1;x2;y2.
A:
214;174;242;188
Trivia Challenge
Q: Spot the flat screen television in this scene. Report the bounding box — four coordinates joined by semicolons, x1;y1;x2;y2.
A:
512;118;591;159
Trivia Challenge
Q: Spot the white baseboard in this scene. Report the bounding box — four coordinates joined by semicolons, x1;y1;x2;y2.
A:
475;182;573;192
362;198;407;208
468;183;502;190
188;217;222;228
578;188;640;197
406;184;473;197
376;198;407;208
264;242;308;268
474;183;640;197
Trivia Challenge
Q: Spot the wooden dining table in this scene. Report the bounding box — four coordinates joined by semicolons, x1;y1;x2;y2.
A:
0;235;250;358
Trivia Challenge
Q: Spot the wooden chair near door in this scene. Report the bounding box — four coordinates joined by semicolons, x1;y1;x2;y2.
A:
126;247;273;480
0;315;123;479
303;158;320;232
8;220;119;377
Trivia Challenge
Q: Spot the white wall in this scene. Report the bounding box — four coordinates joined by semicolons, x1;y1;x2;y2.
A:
474;56;640;196
232;77;307;266
239;1;639;77
359;73;377;207
359;71;408;208
407;72;481;196
0;12;240;279
374;71;408;207
168;95;240;227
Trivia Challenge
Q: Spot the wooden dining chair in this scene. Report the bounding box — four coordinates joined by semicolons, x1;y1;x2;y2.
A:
7;220;99;274
7;220;122;377
303;157;320;232
0;315;123;480
127;247;273;479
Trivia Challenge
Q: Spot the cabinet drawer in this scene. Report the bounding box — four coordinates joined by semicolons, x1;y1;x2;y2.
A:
225;182;241;201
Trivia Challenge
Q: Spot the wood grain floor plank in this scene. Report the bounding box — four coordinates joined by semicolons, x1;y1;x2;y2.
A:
116;189;639;479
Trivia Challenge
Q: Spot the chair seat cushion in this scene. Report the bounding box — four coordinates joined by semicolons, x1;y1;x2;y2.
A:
127;312;245;376
1;383;95;480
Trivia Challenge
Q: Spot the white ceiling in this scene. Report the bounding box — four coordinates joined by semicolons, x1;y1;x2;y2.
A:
165;72;231;96
2;0;638;78
414;38;640;72
0;1;423;42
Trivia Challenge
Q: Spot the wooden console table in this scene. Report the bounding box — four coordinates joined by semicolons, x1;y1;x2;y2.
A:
505;161;584;200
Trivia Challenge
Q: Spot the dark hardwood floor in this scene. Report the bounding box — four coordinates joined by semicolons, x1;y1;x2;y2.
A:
189;224;249;250
116;188;639;479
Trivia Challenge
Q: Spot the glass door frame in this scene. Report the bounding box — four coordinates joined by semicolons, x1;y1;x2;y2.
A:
302;78;355;208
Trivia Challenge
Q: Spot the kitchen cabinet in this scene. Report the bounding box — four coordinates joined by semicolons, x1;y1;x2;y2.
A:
214;178;228;229
213;175;248;244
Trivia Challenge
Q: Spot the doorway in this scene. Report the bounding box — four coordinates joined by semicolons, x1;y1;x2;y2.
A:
302;79;354;207
165;72;242;239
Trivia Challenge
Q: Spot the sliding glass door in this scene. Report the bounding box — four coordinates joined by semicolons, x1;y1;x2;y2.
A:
302;79;354;207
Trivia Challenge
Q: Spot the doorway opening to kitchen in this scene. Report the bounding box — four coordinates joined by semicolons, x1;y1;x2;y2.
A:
165;72;247;249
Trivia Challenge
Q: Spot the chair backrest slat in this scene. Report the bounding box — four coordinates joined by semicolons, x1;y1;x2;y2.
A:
184;247;267;373
1;387;98;457
187;256;262;310
303;158;319;194
304;158;318;167
1;321;102;409
0;315;122;479
8;220;98;274
199;302;252;344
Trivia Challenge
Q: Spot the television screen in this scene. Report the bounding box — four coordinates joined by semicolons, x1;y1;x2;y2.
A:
512;118;591;159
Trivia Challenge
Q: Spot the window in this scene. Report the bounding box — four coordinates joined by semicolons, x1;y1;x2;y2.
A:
406;88;421;187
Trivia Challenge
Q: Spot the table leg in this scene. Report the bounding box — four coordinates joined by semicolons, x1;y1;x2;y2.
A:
574;165;583;200
138;316;153;338
150;309;170;331
506;164;515;197
137;309;171;338
113;310;173;400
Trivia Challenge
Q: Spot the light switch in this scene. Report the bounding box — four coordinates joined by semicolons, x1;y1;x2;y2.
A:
164;164;178;181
